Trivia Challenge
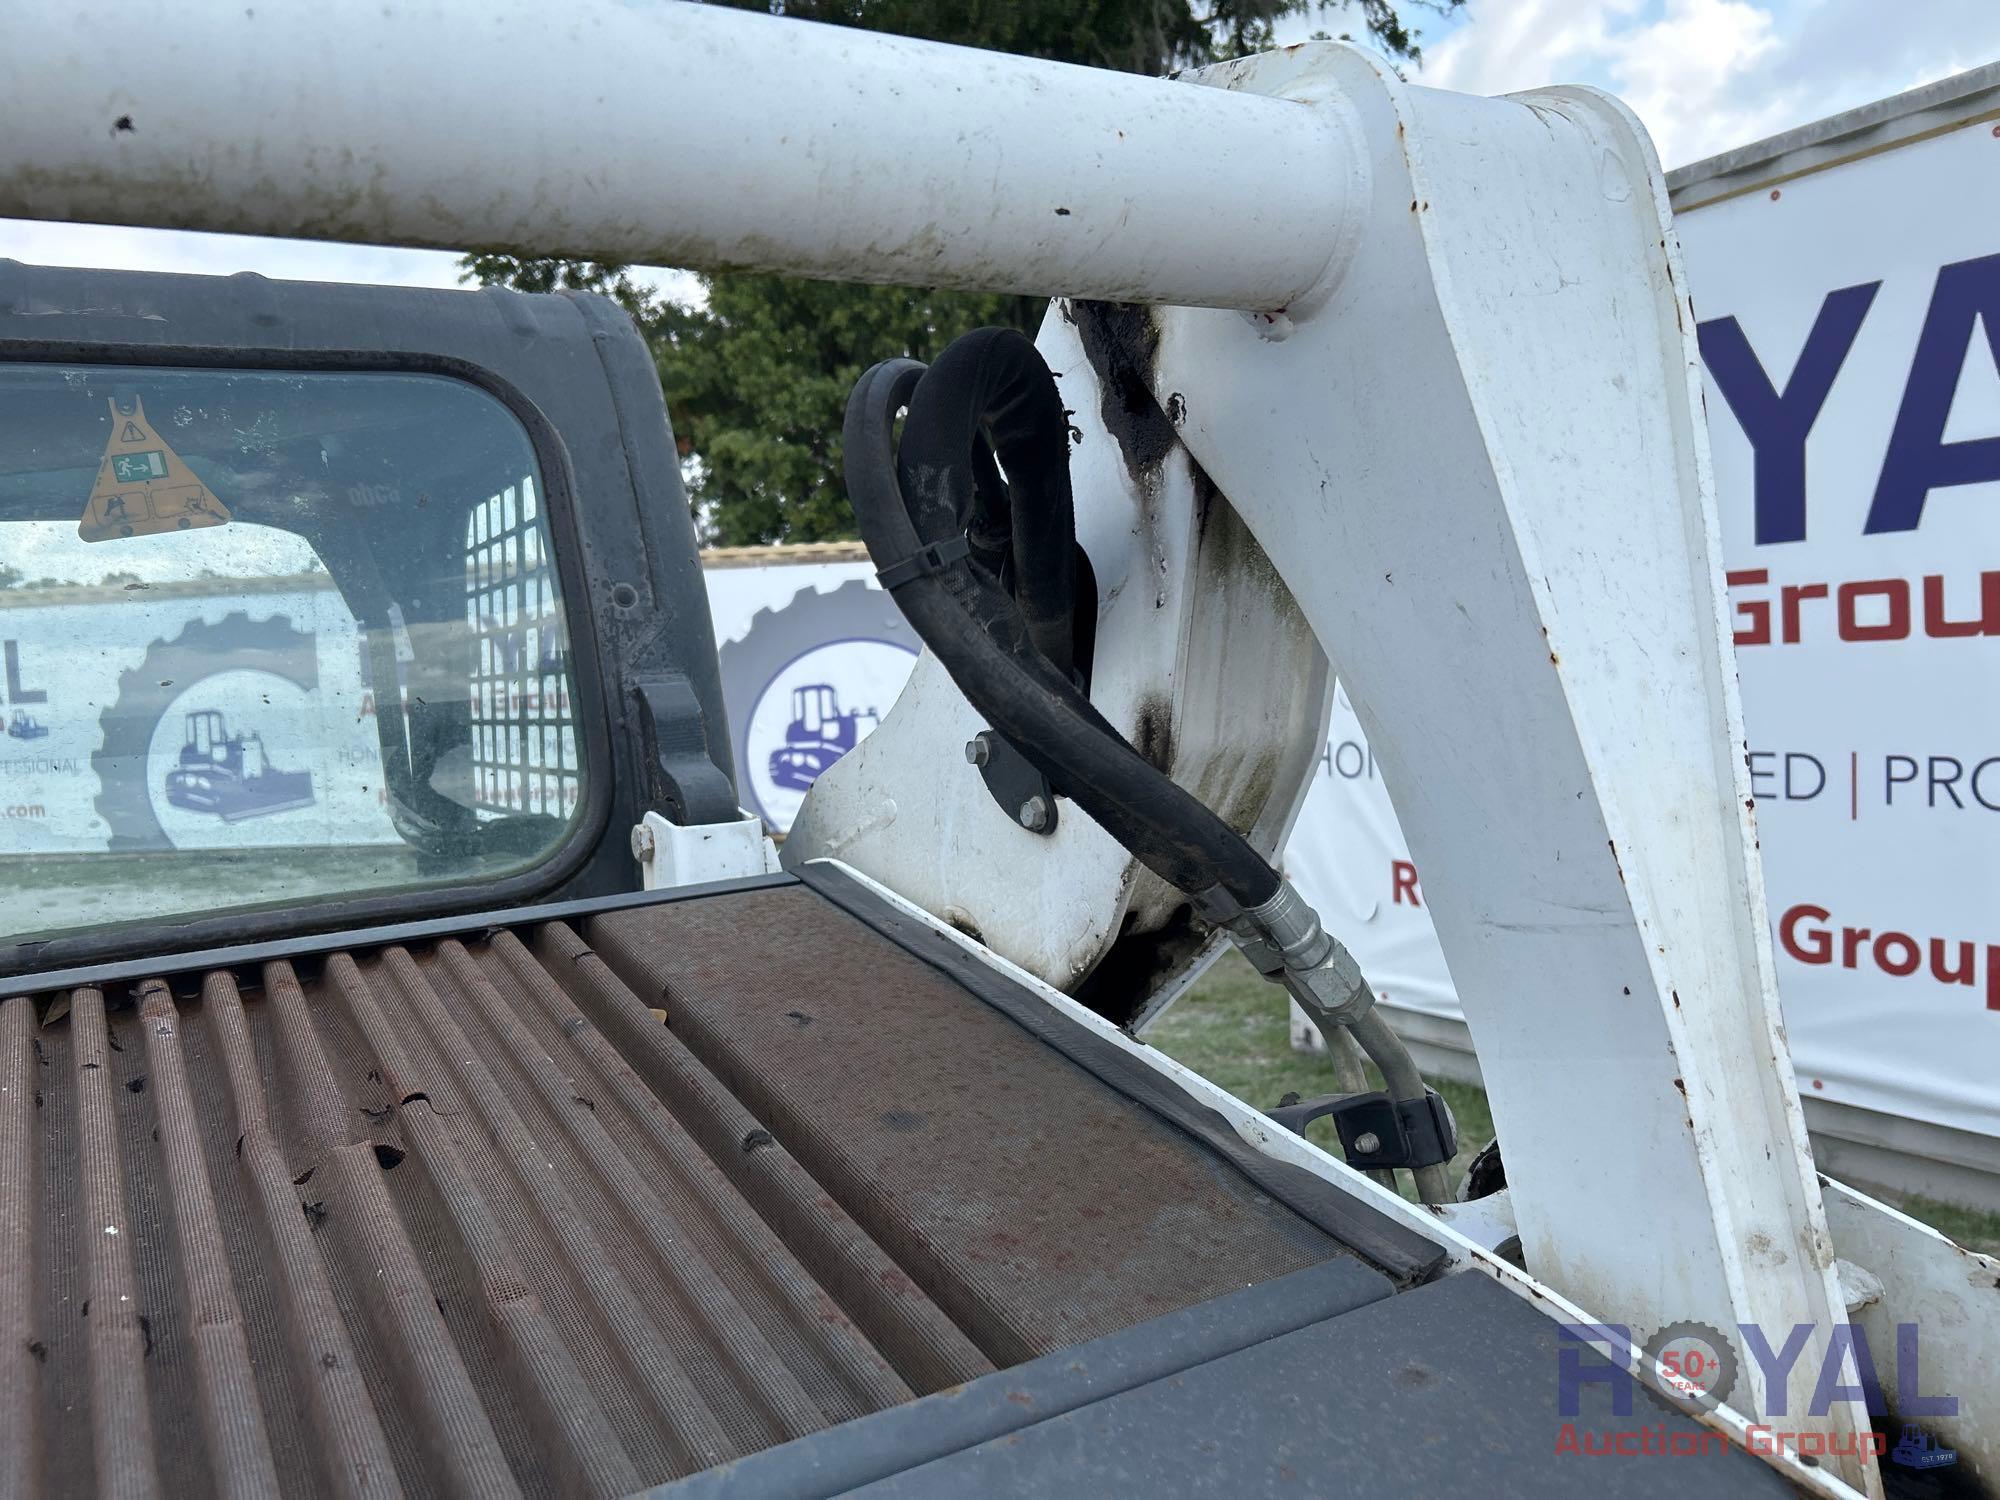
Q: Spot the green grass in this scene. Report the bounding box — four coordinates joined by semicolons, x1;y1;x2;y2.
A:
1148;950;2000;1256
1143;949;1492;1202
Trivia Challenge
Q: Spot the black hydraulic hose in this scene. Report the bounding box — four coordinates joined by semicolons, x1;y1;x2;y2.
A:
843;326;1453;1201
894;326;1077;679
842;330;1280;907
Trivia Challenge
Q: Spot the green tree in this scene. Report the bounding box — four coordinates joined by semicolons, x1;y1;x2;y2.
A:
465;0;1453;544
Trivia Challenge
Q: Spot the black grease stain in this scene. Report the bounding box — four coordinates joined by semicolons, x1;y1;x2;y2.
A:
741;1128;775;1154
125;1076;146;1094
1068;301;1174;476
372;1143;406;1171
291;1167;315;1187
1130;695;1174;771
302;1201;329;1231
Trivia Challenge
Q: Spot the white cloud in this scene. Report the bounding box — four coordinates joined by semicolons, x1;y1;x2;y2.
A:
1422;0;1999;168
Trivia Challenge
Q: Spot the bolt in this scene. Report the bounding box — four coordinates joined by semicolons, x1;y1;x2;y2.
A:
964;735;990;767
630;823;655;862
1018;795;1050;832
1352;1132;1382;1156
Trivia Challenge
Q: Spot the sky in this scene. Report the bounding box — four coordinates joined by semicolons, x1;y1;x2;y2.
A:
0;0;1991;295
1403;0;1999;168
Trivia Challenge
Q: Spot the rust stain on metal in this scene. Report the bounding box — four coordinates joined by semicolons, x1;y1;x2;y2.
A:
0;886;1361;1493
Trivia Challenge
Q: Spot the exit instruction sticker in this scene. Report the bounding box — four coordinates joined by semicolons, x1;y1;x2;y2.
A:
81;396;231;542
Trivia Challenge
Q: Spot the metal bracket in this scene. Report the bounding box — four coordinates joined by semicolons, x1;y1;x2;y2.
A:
630;673;739;826
1269;1087;1458;1172
964;729;1059;837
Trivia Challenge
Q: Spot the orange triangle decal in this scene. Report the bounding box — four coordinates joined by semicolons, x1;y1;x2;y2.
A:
81;397;232;542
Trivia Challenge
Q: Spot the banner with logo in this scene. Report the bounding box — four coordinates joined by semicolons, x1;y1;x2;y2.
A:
0;579;397;854
1283;108;2000;1144
704;555;919;834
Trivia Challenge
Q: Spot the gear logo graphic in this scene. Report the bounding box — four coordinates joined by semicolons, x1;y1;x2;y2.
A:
1642;1320;1742;1415
716;578;919;832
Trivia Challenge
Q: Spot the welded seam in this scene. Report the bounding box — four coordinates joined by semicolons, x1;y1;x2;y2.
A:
483;930;911;1420
72;986;163;1500
377;944;736;1476
537;920;995;1394
323;951;641;1500
134;979;282;1499
259;960;520;1499
203;971;401;1500
0;996;45;1499
433;938;829;1447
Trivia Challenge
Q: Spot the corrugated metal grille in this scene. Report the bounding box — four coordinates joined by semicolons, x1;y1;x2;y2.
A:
2;915;993;1497
585;886;1343;1367
0;885;1349;1496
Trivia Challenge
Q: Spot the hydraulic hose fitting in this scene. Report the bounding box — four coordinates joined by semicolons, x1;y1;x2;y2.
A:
1191;879;1376;1026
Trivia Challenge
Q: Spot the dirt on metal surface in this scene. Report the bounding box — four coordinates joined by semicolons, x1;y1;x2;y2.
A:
587;884;1349;1369
0;883;1352;1495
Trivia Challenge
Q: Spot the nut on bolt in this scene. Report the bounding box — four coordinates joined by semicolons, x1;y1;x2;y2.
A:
1018;795;1051;832
630;823;656;862
964;734;991;767
1352;1131;1382;1156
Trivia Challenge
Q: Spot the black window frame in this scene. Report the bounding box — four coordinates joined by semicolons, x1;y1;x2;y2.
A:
0;261;736;980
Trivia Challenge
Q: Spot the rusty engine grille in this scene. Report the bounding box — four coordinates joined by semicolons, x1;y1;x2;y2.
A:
0;879;1366;1497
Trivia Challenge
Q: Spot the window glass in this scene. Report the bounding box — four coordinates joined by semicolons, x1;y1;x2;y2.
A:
0;364;585;945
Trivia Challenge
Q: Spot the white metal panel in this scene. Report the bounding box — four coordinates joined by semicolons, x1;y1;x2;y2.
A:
1150;45;1877;1490
630;808;781;890
810;856;1864;1500
1821;1176;1999;1485
786;307;1332;990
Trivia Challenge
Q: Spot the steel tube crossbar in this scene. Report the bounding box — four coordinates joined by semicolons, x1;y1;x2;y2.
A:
0;0;1354;309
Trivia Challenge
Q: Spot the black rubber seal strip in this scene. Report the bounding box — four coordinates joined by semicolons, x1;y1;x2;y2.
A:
644;1258;1394;1500
796;862;1449;1287
3;871;799;999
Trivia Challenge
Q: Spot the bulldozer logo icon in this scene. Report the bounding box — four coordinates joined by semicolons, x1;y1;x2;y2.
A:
162;707;316;822
767;684;878;792
717;578;920;833
94;612;321;850
80;395;232;542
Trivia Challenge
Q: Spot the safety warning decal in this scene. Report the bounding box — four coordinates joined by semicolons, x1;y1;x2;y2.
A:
80;396;231;542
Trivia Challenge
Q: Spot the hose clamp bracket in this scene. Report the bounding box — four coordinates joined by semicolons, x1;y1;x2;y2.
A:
875;533;971;591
